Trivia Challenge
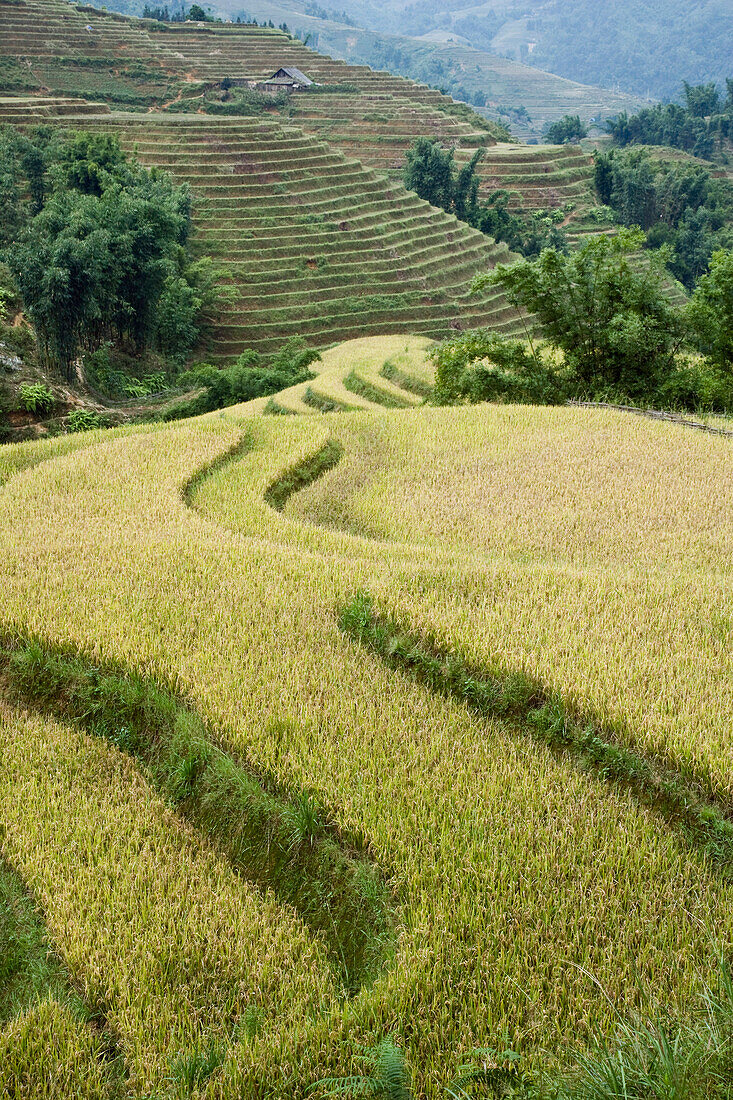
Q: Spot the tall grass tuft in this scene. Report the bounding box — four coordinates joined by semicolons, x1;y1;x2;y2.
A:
548;953;733;1099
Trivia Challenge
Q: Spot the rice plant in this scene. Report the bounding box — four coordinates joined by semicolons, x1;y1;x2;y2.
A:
0;374;731;1096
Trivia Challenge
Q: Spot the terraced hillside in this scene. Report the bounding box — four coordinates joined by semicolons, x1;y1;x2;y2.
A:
0;0;505;125
285;92;596;217
262;334;434;414
0;93;110;119
0;0;600;226
60;112;518;357
0;0;181;105
0;352;731;1096
189;0;648;141
0;0;607;364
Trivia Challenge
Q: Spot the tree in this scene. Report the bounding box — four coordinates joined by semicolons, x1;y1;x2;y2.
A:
403;139;568;257
10;191;117;380
592;147;733;289
187;4;208;20
606;79;733;156
403;138;456;211
683;80;720;118
431;329;567;406
475;229;688;399
2;128;216;380
544;115;588;144
55;131;126;197
0;125;59;244
688;249;733;372
403;139;485;223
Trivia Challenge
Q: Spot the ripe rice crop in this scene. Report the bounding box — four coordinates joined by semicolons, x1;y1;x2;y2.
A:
0;353;731;1096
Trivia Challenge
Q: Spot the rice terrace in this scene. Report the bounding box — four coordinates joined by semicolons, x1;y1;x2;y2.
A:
0;0;733;1098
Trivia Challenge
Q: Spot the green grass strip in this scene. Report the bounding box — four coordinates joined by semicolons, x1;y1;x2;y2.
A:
338;594;733;875
343;370;413;409
265;440;343;513
0;853;72;1026
379;359;433;399
302;386;354;413
263;396;297;416
1;638;392;994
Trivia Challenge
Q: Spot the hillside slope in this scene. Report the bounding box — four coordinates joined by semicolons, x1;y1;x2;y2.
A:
0;0;610;364
0;99;526;358
210;0;648;139
0;0;603;221
0;381;731;1095
0;0;506;129
229;0;733;102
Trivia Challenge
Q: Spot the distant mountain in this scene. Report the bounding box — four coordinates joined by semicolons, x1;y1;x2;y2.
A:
233;0;733;102
188;0;646;139
510;0;733;101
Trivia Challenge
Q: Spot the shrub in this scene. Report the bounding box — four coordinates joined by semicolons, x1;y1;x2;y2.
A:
476;229;688;401
169;339;321;419
19;383;55;415
688;248;733;372
431;330;567;407
656;356;733;412
66;409;103;433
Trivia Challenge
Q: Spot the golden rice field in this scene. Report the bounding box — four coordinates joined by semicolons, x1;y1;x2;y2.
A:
0;336;731;1098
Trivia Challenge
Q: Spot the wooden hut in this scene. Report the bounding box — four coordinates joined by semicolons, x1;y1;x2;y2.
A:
260;67;314;94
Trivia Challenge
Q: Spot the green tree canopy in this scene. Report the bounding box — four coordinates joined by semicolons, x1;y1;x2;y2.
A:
593;147;733;287
607;79;733;156
403;139;567;257
403;138;483;223
1;127;219;381
688;249;733;372
474;228;687;399
544;115;588;144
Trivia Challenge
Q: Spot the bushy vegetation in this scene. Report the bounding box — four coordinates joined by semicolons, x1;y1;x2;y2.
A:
544;115;587;144
403;139;569;257
432;230;733;411
18;383;55;416
608;79;733;158
65;409;105;432
164;337;321;419
431;330;566;408
310;1036;523;1098
594;147;733;288
0;126;225;382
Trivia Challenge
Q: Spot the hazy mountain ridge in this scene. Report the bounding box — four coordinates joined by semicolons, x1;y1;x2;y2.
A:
189;0;645;139
251;0;733;101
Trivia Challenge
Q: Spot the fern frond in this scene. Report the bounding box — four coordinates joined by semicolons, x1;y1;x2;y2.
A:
446;1046;522;1097
372;1038;413;1100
